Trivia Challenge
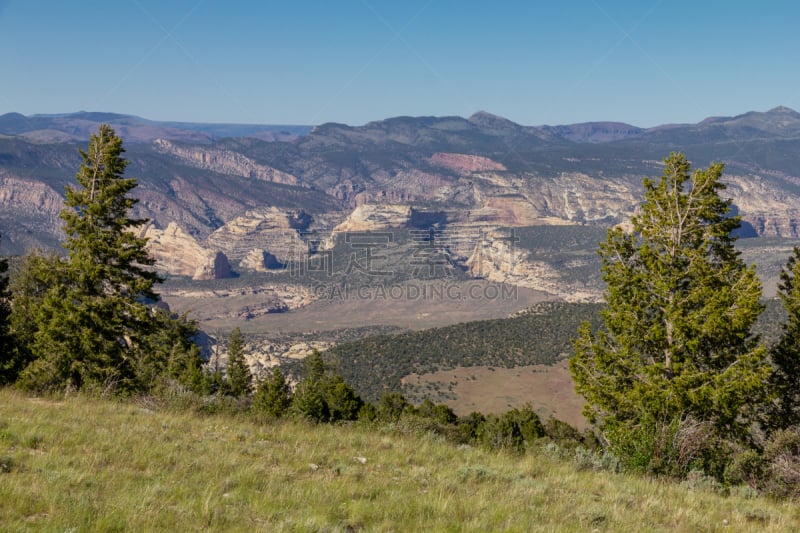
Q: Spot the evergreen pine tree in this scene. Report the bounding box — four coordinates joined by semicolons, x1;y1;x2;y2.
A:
570;153;769;462
20;125;164;393
290;350;330;422
325;375;363;422
225;327;252;397
206;367;229;397
289;349;364;423
304;349;326;382
5;252;63;386
0;235;13;384
252;366;291;418
377;392;410;422
768;246;800;429
139;310;205;393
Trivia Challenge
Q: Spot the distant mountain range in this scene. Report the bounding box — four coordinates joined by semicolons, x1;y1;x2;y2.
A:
0;111;312;144
5;106;800;146
2;106;800;296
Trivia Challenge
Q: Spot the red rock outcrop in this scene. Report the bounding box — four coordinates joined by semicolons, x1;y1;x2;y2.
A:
428;152;507;175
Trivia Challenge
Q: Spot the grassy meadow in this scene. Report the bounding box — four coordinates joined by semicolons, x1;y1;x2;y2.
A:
1;388;799;532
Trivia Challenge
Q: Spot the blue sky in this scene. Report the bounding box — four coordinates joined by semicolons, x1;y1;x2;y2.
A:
0;0;797;127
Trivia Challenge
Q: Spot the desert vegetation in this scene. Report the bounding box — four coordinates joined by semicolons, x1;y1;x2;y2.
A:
322;301;604;401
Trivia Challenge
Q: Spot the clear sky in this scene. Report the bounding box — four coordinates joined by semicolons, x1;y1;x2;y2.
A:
0;0;797;127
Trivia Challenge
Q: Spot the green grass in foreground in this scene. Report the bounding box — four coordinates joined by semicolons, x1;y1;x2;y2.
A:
1;389;799;532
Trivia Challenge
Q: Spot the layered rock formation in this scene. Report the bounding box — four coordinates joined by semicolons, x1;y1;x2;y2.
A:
351;170;451;206
140;222;231;280
205;207;312;267
466;230;599;302
517;173;638;224
331;204;413;233
453;196;551;227
745;216;800;237
240;249;284;271
153;138;300;185
0;173;65;251
8;108;800;288
0;174;63;220
724;174;800;237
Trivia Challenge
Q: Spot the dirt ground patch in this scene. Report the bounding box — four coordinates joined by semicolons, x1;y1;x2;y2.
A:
164;281;551;333
403;359;588;430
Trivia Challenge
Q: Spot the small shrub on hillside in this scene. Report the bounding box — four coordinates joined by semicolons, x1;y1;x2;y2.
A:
390;408;464;443
544;418;582;445
454;412;485;445
729;484;760;500
681;469;727;495
290;379;330;423
541;417;601;452
606;415;729;479
724;449;765;489
453;423;477;445
543;441;568;460
356;402;378;423
572;446;622;473
760;427;800;498
325;377;363;422
251;367;291;420
478;414;524;451
515;404;545;444
377;392;410;423
477;407;542;452
134;379;210;414
197;393;245;416
394;411;441;436
456;465;498;482
415;399;457;425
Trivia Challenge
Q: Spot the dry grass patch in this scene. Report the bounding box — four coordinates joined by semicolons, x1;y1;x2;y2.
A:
403;359;587;430
1;388;799;531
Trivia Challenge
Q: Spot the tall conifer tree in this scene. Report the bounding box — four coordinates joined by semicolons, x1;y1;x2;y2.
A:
768;247;800;429
21;125;163;393
571;153;769;451
225;327;252;397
